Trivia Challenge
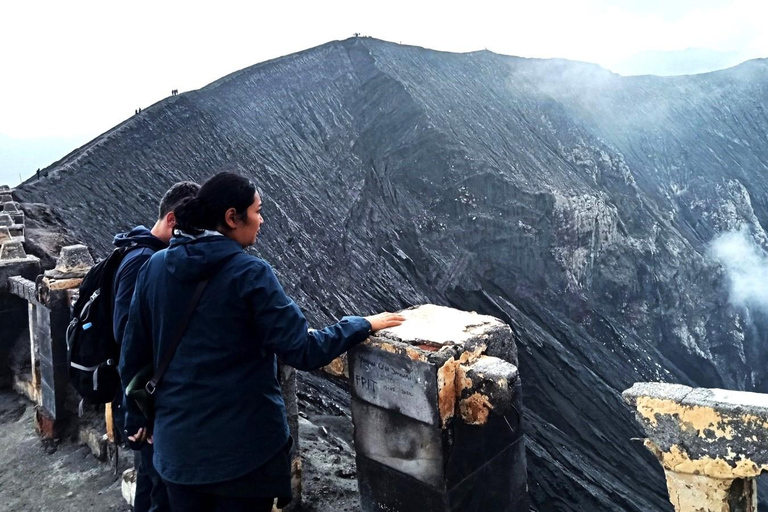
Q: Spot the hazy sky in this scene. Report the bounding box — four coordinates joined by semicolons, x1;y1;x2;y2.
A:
1;0;766;184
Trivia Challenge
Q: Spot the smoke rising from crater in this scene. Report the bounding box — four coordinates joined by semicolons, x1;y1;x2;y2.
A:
710;228;768;311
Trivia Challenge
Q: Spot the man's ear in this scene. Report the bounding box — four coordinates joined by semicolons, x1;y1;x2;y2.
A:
224;207;238;229
165;211;176;228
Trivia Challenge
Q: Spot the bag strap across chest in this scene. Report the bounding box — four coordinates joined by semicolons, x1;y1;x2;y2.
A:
145;278;209;395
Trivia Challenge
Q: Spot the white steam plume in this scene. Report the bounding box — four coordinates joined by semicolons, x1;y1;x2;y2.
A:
710;228;768;311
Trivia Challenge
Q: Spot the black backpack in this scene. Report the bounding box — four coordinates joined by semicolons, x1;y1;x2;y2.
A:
66;246;136;404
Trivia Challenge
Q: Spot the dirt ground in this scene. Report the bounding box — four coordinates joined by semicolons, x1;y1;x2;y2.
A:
0;371;362;512
295;372;361;512
0;390;132;511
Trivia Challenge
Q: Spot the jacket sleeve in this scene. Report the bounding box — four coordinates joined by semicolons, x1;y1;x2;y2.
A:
249;262;371;371
118;265;153;434
113;250;152;345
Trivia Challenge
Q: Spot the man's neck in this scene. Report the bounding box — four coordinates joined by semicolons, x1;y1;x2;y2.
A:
150;220;162;238
150;220;170;244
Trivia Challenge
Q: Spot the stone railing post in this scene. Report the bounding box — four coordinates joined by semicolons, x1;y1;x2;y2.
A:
349;304;528;512
278;363;301;511
0;249;40;389
0;186;40;393
32;244;93;437
623;382;768;512
2;200;24;225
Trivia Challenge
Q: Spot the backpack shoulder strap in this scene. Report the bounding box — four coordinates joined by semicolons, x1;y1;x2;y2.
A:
71;247;130;317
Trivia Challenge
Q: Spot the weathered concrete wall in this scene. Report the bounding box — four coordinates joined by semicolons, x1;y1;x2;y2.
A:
279;363;302;511
350;304;528;512
0;188;39;390
624;382;768;512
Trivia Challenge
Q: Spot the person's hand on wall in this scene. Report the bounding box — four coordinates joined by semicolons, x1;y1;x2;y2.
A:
364;312;406;332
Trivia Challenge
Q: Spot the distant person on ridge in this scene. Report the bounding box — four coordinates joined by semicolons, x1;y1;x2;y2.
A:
120;172;405;512
113;181;200;512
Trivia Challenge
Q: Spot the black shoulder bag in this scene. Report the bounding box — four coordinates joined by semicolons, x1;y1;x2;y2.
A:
126;278;209;420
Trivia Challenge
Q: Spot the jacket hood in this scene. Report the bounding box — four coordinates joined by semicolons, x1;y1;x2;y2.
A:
113;225;166;250
165;234;244;282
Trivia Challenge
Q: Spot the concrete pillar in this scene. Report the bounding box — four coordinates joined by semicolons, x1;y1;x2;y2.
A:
663;472;756;512
0;225;23;248
279;363;301;511
0;241;26;260
623;382;768;512
0;227;11;243
0;229;40;389
32;245;93;437
349;304;528;512
0;213;24;240
8;276;41;402
2;202;24;225
0;189;24;241
1;185;39;396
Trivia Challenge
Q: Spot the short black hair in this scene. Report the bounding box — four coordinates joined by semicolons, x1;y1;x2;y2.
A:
158;181;200;220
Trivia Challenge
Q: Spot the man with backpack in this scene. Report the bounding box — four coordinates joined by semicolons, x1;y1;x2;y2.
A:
113;181;199;512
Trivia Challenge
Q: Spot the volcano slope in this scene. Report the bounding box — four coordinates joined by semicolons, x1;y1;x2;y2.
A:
14;38;768;511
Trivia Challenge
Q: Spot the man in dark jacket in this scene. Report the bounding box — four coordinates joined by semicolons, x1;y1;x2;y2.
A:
112;181;199;512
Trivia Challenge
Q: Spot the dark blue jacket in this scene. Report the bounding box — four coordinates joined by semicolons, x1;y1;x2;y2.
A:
112;226;167;345
112;226;167;439
119;233;371;486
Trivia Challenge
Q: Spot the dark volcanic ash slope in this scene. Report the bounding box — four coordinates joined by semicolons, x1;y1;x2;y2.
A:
15;38;768;511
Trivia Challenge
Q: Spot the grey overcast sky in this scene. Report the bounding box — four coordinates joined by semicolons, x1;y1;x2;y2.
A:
1;0;766;185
